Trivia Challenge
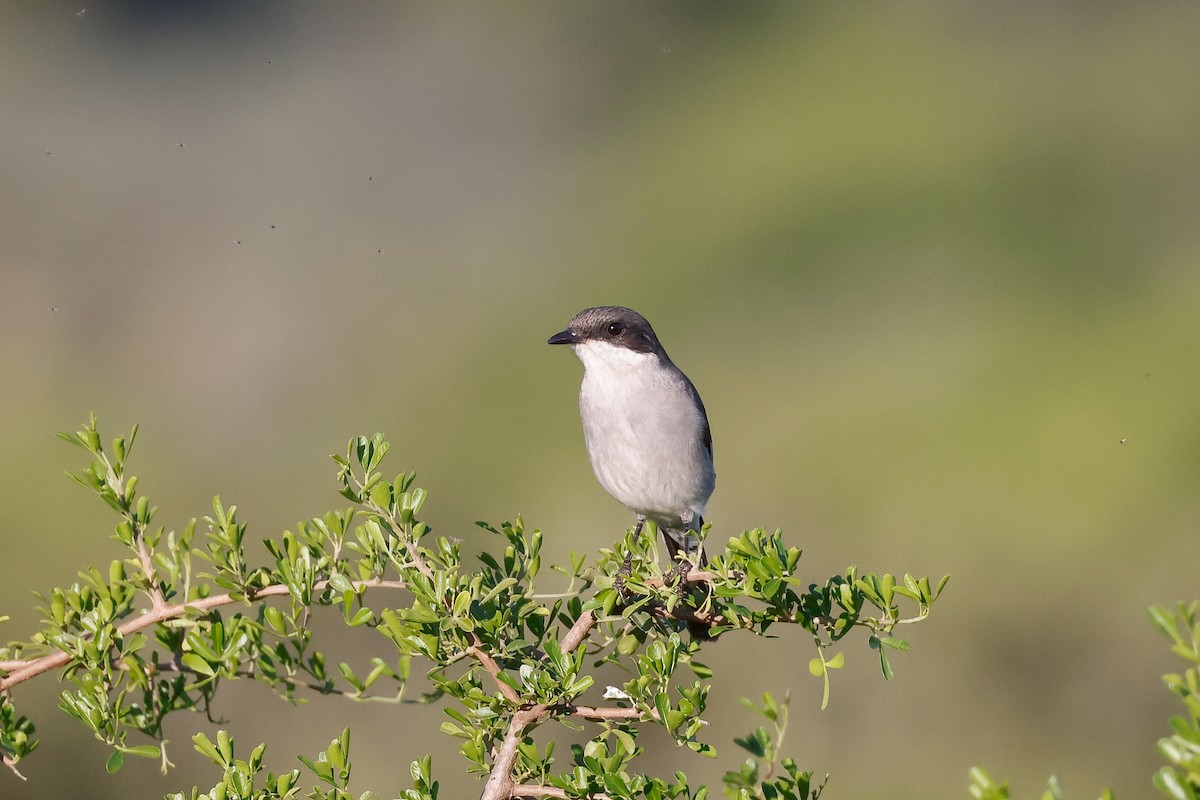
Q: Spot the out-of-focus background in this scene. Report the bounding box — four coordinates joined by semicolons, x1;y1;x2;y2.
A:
3;2;1199;798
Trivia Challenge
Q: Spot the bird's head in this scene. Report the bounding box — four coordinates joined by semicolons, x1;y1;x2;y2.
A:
547;306;665;358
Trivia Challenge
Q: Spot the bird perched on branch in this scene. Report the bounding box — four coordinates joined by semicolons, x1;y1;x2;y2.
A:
548;306;715;572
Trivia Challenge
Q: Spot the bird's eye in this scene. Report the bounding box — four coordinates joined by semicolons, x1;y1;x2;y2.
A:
606;322;624;337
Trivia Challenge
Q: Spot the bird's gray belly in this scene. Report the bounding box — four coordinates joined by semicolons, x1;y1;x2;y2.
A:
580;394;713;524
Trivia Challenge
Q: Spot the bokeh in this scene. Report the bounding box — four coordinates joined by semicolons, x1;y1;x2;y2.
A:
3;3;1200;798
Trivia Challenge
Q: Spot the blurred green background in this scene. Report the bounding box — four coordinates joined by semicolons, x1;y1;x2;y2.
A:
3;2;1200;798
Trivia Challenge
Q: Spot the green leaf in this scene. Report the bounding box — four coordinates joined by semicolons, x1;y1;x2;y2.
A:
181;653;215;676
105;750;124;773
192;733;221;763
328;572;355;595
125;744;161;758
1150;606;1180;641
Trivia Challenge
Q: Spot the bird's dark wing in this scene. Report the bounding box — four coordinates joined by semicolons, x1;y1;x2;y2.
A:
680;373;712;457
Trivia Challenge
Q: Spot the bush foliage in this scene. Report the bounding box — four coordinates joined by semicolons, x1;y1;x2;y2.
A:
0;417;1193;799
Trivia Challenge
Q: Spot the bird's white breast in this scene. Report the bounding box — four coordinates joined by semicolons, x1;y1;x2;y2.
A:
573;340;714;527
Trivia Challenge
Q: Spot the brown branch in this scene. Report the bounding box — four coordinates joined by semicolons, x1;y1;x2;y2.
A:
0;577;406;693
473;607;613;799
392;520;435;581
356;489;435;582
511;787;569;799
474;605;655;800
562;704;649;721
511;785;612;799
480;703;548;800
478;702;651;800
649;603;720;630
643;569;716;586
467;636;521;705
559;609;596;654
135;528;167;612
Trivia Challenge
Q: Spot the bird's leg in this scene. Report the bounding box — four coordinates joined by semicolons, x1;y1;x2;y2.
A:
667;555;699;607
620;517;646;571
614;517;646;598
665;542;710;638
665;513;703;597
632;516;646;540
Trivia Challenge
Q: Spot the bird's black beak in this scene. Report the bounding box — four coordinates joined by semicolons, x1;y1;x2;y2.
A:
547;329;578;345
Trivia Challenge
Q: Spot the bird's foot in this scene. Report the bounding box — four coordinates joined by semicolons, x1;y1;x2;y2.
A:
667;558;695;599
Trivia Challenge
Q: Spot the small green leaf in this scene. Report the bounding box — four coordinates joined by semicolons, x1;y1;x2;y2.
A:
192;733;221;763
182;653;215;676
125;744;161;759
348;607;374;627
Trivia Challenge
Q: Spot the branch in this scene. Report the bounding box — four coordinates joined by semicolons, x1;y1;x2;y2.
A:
480;704;548;800
352;473;435;582
472;602;658;799
390;516;435;582
561;704;653;722
135;530;167;612
559;610;596;654
643;569;716;586
127;660;406;703
478;703;651;800
0;577;405;693
2;752;26;781
467;636;521;705
512;785;612;799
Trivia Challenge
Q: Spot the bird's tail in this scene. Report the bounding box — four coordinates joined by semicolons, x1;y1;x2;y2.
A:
662;526;707;568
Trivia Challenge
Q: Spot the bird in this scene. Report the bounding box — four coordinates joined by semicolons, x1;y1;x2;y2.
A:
548;306;715;571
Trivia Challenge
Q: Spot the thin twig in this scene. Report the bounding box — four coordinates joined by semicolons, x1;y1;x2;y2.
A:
135;530;167;612
0;578;406;693
2;751;27;780
643;569;716;586
560;704;652;722
511;784;613;799
97;447;167;611
391;517;435;581
353;473;435;582
467;636;521;705
127;660;406;703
